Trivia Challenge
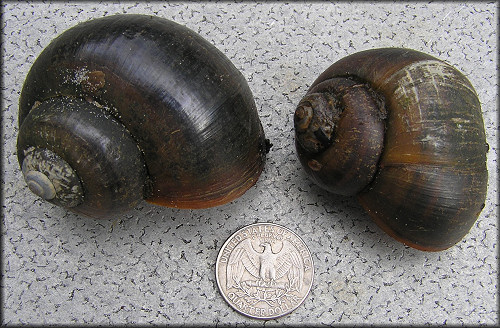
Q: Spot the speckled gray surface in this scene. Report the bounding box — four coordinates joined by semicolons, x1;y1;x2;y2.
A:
1;1;498;326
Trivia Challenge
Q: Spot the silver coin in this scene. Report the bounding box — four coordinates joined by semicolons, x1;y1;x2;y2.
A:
216;223;314;320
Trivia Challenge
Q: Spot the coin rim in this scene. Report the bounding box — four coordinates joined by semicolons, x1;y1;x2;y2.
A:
215;222;314;320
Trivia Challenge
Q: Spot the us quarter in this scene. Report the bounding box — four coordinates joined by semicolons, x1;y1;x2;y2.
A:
216;223;314;320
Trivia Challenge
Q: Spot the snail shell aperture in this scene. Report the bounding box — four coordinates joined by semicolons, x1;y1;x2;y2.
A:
17;14;269;218
294;48;488;251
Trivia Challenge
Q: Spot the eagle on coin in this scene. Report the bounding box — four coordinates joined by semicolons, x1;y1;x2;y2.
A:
226;239;304;292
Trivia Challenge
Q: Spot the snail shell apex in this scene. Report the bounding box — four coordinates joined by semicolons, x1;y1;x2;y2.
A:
295;48;488;251
22;147;84;207
17;14;268;218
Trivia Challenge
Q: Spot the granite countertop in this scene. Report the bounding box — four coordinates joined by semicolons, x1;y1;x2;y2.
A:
2;2;497;326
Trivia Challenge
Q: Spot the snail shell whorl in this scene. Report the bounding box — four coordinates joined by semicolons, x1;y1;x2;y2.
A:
18;97;147;217
295;77;386;196
295;48;488;251
18;14;268;217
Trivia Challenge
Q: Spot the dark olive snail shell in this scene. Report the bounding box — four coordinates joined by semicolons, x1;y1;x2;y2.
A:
17;14;268;219
294;48;488;251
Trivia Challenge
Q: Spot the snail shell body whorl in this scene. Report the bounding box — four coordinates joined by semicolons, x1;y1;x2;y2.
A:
295;48;488;251
17;14;268;218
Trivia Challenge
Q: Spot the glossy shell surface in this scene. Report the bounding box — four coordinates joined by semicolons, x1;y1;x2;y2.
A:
17;14;268;215
296;48;488;251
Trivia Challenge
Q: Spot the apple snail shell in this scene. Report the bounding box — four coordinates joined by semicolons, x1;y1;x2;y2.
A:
294;48;488;251
17;14;269;219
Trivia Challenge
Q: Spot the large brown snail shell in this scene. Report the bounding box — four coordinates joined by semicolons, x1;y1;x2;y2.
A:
294;48;488;251
17;14;269;219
